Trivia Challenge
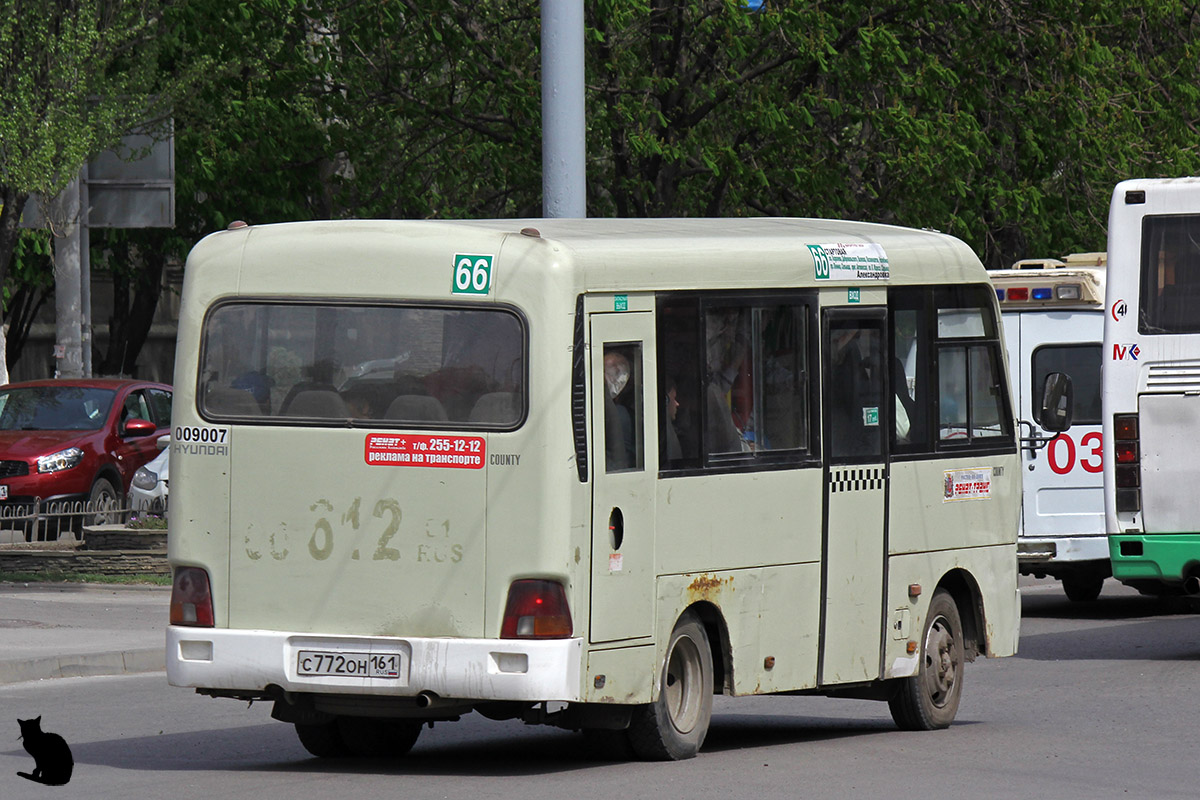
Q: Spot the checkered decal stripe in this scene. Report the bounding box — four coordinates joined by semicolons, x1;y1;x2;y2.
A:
829;467;885;493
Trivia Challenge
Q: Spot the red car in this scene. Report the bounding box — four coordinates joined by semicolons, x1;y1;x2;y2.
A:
0;379;172;523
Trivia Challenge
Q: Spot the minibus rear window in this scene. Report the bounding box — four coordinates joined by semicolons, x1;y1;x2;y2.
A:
198;302;526;429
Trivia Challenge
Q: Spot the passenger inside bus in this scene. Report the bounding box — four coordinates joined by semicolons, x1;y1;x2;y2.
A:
663;378;682;463
604;348;638;471
705;308;752;453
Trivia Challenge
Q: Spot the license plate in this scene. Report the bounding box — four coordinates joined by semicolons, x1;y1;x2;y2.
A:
297;649;402;679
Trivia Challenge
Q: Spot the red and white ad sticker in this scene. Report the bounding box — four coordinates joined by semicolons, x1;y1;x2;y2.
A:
365;434;485;469
942;467;992;502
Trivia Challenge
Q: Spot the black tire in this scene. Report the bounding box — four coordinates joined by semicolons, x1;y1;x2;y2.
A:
295;720;350;758
580;727;637;761
87;478;122;526
889;589;964;731
627;612;713;760
1062;572;1105;603
337;717;422;758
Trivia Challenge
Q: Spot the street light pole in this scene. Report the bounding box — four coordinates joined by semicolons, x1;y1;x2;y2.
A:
541;0;586;219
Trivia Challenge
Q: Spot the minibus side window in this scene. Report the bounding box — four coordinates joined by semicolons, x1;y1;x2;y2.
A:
934;286;1012;446
890;284;1012;454
604;343;644;472
891;308;923;447
657;292;812;473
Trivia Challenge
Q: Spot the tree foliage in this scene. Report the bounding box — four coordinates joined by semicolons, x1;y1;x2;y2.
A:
169;0;1193;267
6;0;1200;374
0;0;189;301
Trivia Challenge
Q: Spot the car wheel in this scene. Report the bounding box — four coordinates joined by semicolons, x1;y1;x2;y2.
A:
87;478;122;526
1062;571;1105;603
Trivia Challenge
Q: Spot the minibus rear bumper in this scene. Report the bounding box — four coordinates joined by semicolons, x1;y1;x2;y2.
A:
167;626;583;702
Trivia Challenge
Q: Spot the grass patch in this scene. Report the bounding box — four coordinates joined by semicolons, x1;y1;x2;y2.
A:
0;571;171;586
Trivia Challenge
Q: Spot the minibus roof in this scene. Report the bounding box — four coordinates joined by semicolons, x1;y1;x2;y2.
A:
193;217;987;295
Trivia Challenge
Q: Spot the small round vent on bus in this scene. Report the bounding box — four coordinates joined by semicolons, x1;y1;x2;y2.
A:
608;507;624;550
520;227;541;238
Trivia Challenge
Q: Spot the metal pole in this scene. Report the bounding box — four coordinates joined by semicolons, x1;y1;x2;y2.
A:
541;0;586;218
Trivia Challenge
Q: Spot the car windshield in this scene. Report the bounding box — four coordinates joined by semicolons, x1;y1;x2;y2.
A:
0;386;116;431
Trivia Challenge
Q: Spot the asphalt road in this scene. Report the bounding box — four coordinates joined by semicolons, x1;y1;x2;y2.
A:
2;578;1198;800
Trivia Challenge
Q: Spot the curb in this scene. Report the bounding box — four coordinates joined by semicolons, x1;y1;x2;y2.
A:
0;648;165;685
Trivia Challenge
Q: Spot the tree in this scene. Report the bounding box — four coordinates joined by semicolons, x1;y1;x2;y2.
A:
0;0;191;378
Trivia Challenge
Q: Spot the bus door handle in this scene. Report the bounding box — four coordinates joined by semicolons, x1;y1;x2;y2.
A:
608;507;624;550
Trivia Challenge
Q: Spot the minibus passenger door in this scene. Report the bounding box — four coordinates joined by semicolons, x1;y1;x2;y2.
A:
589;312;657;644
820;310;888;685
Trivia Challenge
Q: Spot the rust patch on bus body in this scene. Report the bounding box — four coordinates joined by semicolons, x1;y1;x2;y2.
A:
687;573;732;601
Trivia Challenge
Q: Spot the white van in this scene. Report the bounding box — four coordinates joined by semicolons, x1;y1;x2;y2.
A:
992;254;1107;600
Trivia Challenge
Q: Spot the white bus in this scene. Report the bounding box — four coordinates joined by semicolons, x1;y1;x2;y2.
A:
166;218;1051;761
1104;178;1200;595
991;255;1108;601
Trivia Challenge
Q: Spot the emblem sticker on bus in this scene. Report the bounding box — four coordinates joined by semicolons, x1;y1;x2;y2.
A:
943;467;992;502
809;242;890;281
365;434;485;469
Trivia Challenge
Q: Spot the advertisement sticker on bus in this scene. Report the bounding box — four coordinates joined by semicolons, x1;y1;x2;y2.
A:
943;467;992;502
809;242;890;281
364;433;485;469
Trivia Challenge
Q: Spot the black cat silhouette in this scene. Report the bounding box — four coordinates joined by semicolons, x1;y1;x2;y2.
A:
17;716;73;786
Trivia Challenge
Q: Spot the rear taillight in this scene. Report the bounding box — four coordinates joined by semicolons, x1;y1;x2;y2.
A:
500;579;572;639
1114;442;1138;464
170;567;214;627
1113;413;1141;513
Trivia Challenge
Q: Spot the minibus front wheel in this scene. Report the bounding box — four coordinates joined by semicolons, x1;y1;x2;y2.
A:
627;611;714;760
888;589;964;731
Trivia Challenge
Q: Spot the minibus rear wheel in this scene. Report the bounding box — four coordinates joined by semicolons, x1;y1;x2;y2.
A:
294;720;349;758
337;717;422;758
627;611;713;760
888;589;964;731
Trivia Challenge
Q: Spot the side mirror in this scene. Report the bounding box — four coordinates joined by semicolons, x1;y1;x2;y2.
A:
1038;372;1073;433
124;418;157;438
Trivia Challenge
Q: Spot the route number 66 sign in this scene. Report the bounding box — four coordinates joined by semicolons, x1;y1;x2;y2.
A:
452;254;494;295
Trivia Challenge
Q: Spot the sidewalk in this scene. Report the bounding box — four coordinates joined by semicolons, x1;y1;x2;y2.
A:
0;582;169;684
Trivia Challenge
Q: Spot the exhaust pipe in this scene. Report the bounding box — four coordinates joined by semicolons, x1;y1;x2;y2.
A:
415;691;460;709
1185;574;1200;596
